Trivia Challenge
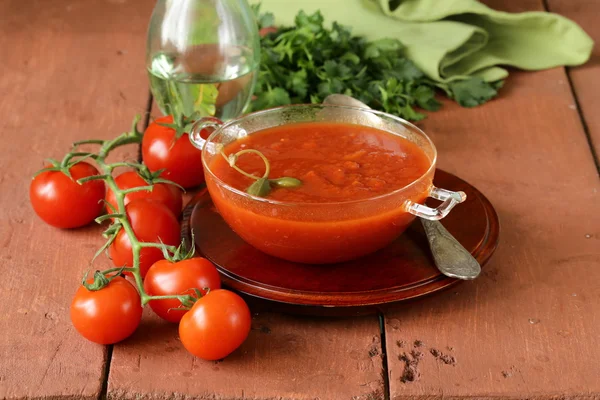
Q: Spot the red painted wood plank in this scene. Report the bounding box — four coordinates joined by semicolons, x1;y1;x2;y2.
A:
384;0;600;396
109;310;385;400
385;75;600;400
547;0;600;165
0;0;151;398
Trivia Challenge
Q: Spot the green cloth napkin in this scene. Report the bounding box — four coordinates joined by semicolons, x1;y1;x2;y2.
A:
254;0;593;83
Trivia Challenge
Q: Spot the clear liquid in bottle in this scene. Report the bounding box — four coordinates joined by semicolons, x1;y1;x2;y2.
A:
149;44;257;120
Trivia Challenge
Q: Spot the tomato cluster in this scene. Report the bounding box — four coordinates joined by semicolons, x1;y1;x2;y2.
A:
30;116;251;361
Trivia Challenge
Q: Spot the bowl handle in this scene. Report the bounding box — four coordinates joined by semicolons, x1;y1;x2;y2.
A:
189;117;223;150
406;187;467;221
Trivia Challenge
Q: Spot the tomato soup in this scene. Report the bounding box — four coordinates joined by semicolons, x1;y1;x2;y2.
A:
211;122;430;202
205;122;434;264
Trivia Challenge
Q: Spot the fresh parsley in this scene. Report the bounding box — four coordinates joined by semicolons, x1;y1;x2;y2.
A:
251;7;502;120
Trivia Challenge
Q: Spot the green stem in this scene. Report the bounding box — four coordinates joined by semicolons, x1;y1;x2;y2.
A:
219;148;271;181
146;294;187;301
235;149;271;179
99;136;142;159
82;117;171;307
97;117;143;159
105;173;147;303
73;139;105;146
121;185;154;195
98;267;136;275
97;185;139;272
77;174;109;184
62;152;95;168
139;242;178;253
107;162;142;170
144;292;199;309
95;213;124;223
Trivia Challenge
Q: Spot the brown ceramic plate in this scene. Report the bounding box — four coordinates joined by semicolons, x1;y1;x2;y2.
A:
181;169;499;315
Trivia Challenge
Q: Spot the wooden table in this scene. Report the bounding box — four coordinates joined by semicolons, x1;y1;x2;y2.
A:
1;1;599;399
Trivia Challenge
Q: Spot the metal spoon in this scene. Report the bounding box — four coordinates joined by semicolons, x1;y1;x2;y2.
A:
323;94;481;280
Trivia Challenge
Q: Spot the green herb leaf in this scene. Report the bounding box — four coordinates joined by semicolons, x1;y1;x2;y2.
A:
364;38;404;60
258;12;275;28
340;52;361;65
251;9;501;120
251;4;274;29
288;69;309;98
387;58;425;81
412;85;441;111
294;10;324;32
246;178;272;197
252;87;291;110
448;77;501;108
317;79;345;98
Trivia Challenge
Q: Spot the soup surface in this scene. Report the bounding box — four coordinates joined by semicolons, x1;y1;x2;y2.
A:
209;122;431;202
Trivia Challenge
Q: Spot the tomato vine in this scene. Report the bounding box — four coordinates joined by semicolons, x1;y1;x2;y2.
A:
57;115;199;309
33;114;252;354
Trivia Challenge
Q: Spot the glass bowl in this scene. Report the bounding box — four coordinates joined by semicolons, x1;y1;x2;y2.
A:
190;104;465;264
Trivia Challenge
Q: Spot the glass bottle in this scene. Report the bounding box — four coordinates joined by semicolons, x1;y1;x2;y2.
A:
146;0;260;121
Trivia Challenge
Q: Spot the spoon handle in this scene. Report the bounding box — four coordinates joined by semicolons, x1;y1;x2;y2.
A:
420;219;481;280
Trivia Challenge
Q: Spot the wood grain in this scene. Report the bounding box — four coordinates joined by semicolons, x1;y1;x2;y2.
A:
546;0;600;166
386;81;600;398
109;310;385;400
384;1;600;398
0;0;151;398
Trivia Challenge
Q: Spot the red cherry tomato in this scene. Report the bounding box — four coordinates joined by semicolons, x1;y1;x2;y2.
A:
144;258;221;323
106;171;183;217
179;289;251;360
70;276;142;344
259;26;278;36
109;198;180;278
141;116;204;189
30;162;105;228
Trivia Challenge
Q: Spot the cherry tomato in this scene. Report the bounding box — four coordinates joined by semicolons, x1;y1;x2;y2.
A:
259;26;278;37
30;162;105;228
141;116;204;189
179;289;251;360
70;276;142;344
144;258;221;323
106;171;183;217
109;198;180;278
